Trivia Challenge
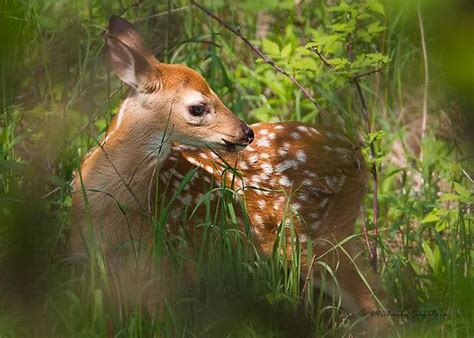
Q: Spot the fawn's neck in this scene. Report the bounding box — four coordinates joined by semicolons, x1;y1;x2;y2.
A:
81;99;171;209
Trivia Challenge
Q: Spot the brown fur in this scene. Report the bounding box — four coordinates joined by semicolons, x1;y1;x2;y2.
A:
158;122;390;333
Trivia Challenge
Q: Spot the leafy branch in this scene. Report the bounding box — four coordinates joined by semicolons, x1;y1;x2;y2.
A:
189;0;320;110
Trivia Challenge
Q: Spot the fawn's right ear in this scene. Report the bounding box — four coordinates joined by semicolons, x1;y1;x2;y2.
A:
105;15;160;91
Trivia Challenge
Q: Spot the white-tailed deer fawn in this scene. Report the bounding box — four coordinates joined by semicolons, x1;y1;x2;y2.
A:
71;16;387;333
159;122;389;331
70;16;253;259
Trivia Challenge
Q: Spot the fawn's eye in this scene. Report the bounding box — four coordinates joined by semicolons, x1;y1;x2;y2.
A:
189;105;207;117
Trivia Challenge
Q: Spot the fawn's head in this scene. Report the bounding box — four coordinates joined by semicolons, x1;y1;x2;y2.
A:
105;16;254;151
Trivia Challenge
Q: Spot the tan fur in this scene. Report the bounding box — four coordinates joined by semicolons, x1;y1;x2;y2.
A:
70;17;251;259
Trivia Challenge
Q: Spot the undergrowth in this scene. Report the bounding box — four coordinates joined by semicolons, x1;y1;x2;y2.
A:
0;0;472;337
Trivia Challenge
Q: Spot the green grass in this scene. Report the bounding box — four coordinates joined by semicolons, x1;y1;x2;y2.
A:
0;0;472;337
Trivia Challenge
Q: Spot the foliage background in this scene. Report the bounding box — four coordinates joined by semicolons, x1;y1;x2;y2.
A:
0;0;472;337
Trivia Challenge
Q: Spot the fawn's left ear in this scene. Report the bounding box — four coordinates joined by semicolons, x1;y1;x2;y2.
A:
105;15;160;91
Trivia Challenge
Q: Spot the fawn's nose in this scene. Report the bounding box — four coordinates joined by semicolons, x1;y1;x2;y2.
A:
241;122;254;144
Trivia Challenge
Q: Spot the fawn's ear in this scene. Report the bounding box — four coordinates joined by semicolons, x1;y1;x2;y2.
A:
105;15;160;90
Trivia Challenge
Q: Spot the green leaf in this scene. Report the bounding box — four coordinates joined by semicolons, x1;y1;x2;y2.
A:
280;43;292;58
421;212;440;224
422;241;435;271
367;21;386;34
262;39;280;56
454;182;471;200
435;221;448;232
439;193;460;202
327;0;351;12
366;0;385;15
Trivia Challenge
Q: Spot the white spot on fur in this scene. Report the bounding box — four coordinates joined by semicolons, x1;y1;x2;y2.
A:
296;125;310;134
311;220;322;229
268;132;276;139
297;194;308;202
256;137;270;148
239;161;249;170
292;203;302;211
279;176;292;187
261;163;273;175
275;125;284;130
338;175;347;190
185;156;200;166
296;150;307;163
200;153;208;159
320;198;328;208
259;129;268;135
248;154;258;164
257;200;266;209
278;147;288;157
276;160;298;173
261;153;270;160
291;132;301;140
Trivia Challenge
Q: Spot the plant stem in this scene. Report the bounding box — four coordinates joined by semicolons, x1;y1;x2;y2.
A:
417;2;429;161
354;80;379;272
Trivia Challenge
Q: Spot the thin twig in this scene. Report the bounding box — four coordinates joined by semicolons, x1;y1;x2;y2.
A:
134;6;190;22
95;138;152;222
359;206;375;263
190;0;320;110
301;254;318;300
351;67;384;82
354;80;379;272
309;46;334;69
417;2;429;161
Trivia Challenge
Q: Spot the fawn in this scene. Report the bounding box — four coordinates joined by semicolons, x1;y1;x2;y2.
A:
71;15;388;333
70;16;253;259
159;122;389;331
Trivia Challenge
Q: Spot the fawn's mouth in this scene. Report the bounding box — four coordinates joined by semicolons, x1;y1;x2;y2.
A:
221;138;249;152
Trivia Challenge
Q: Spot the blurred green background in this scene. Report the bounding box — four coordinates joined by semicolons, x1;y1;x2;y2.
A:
0;0;472;337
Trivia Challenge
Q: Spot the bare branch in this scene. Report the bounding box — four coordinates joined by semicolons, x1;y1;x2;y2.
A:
190;0;320;110
309;46;335;69
354;79;379;272
351;67;384;82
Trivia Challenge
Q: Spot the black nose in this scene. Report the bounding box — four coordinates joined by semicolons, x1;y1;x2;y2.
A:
242;123;254;144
